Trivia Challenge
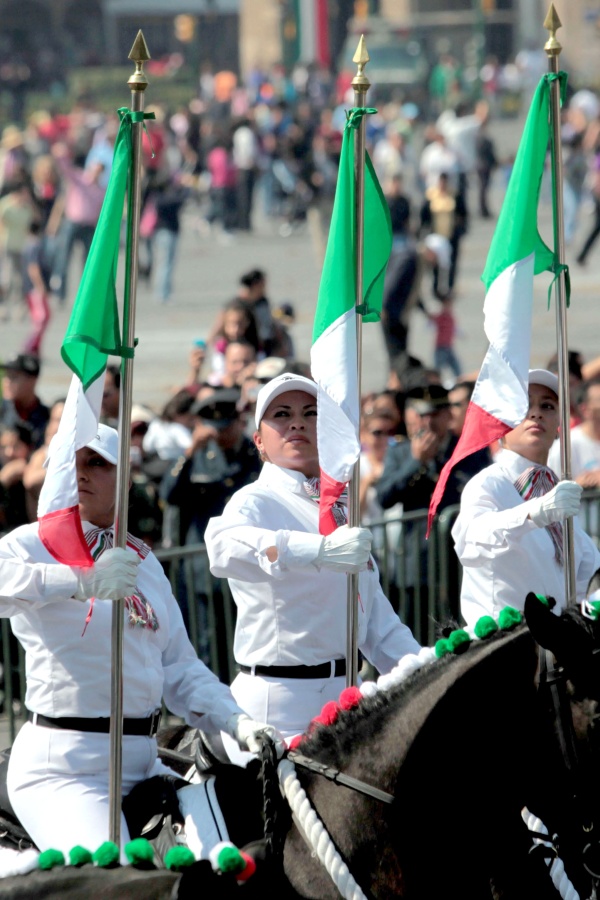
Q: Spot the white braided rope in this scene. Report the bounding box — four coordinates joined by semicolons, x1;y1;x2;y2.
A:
521;807;580;900
278;758;367;900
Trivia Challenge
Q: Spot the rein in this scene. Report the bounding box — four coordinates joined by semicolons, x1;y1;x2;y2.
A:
288;751;394;805
536;644;600;898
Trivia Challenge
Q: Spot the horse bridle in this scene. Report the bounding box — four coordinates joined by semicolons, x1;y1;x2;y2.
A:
287;751;394;805
536;646;600;894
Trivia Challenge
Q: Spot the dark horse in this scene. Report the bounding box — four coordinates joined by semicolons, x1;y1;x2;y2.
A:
1;595;600;899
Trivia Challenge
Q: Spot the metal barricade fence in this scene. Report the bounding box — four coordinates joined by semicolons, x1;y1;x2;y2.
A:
3;490;600;746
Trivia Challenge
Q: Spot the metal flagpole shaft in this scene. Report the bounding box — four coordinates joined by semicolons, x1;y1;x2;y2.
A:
346;36;370;688
109;30;150;845
544;5;576;608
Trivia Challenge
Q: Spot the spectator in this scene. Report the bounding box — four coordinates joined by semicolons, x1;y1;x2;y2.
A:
420;173;467;292
548;376;600;488
420;293;461;382
208;298;260;386
22;398;65;514
236;268;278;355
21;219;51;356
161;389;260;667
214;340;257;389
50;142;106;304
0;422;33;534
0;353;48;450
0;181;36;317
100;363;120;429
152;174;188;304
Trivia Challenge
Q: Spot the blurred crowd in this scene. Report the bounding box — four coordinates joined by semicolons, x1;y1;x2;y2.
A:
3;53;600;581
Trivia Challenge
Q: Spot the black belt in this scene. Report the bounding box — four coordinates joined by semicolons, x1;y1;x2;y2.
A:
239;659;346;679
27;710;162;737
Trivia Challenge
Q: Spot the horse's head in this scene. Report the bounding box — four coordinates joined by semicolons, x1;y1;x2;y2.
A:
524;591;600;703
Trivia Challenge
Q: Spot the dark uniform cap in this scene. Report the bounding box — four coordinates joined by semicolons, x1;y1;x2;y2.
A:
192;389;241;429
1;353;40;377
405;384;450;415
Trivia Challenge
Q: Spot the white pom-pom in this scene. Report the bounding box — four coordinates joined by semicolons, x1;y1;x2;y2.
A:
360;680;378;697
0;847;40;878
417;646;437;664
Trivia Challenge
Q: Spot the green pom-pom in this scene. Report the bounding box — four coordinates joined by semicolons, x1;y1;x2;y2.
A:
69;845;93;867
498;606;523;630
93;841;120;868
535;594;550;607
447;629;471;654
217;845;245;874
474;616;498;640
164;845;196;871
38;848;65;870
435;638;449;658
124;838;155;867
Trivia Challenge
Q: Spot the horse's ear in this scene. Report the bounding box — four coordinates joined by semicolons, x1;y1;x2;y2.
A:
524;592;599;695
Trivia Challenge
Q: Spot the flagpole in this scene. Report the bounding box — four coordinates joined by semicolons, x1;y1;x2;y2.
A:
544;4;576;607
346;36;370;688
108;30;150;845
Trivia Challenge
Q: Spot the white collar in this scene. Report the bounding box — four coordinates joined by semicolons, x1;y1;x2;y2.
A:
495;448;554;479
258;462;312;497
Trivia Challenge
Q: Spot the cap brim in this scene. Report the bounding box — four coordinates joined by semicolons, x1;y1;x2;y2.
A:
86;438;118;464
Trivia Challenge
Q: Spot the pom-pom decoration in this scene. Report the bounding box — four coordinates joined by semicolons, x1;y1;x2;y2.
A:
474;616;498;640
124;837;155;868
69;845;93;867
497;606;523;630
447;629;471;654
435;638;449;658
209;841;246;874
38;848;65;870
164;845;196;871
93;841;120;868
534;593;550;607
339;686;362;710
319;701;340;726
236;851;257;881
288;734;303;751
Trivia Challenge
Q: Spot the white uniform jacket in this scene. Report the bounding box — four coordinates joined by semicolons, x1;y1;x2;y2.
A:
452;449;600;626
204;462;420;671
0;522;243;731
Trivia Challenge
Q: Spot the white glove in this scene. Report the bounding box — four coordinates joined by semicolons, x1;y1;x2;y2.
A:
527;480;582;528
227;713;286;758
314;524;373;574
73;548;140;601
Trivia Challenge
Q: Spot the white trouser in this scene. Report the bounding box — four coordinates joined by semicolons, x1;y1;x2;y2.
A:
231;670;348;740
7;722;176;860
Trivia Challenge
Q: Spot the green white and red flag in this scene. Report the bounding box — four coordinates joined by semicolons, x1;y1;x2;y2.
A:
310;107;392;534
427;76;558;534
37;109;135;565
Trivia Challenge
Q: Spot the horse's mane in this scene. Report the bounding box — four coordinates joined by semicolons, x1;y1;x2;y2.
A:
297;623;537;768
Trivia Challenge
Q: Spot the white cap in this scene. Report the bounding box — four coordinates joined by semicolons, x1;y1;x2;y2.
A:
86;423;119;464
423;233;452;270
529;368;559;396
254;373;317;427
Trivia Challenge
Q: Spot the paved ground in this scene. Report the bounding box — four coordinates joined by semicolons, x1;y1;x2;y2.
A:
1;116;600;411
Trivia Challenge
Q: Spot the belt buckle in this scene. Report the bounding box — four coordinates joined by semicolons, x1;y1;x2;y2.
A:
150;709;161;736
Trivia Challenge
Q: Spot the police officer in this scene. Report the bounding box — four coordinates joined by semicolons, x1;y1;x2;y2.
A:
161;388;260;547
161;389;260;672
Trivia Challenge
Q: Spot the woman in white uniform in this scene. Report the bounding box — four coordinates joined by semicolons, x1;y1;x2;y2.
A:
453;369;600;627
205;373;420;741
2;424;280;857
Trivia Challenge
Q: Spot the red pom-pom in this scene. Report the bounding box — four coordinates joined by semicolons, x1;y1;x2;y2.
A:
339;686;362;710
236;852;257;881
320;701;340;726
288;734;304;750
